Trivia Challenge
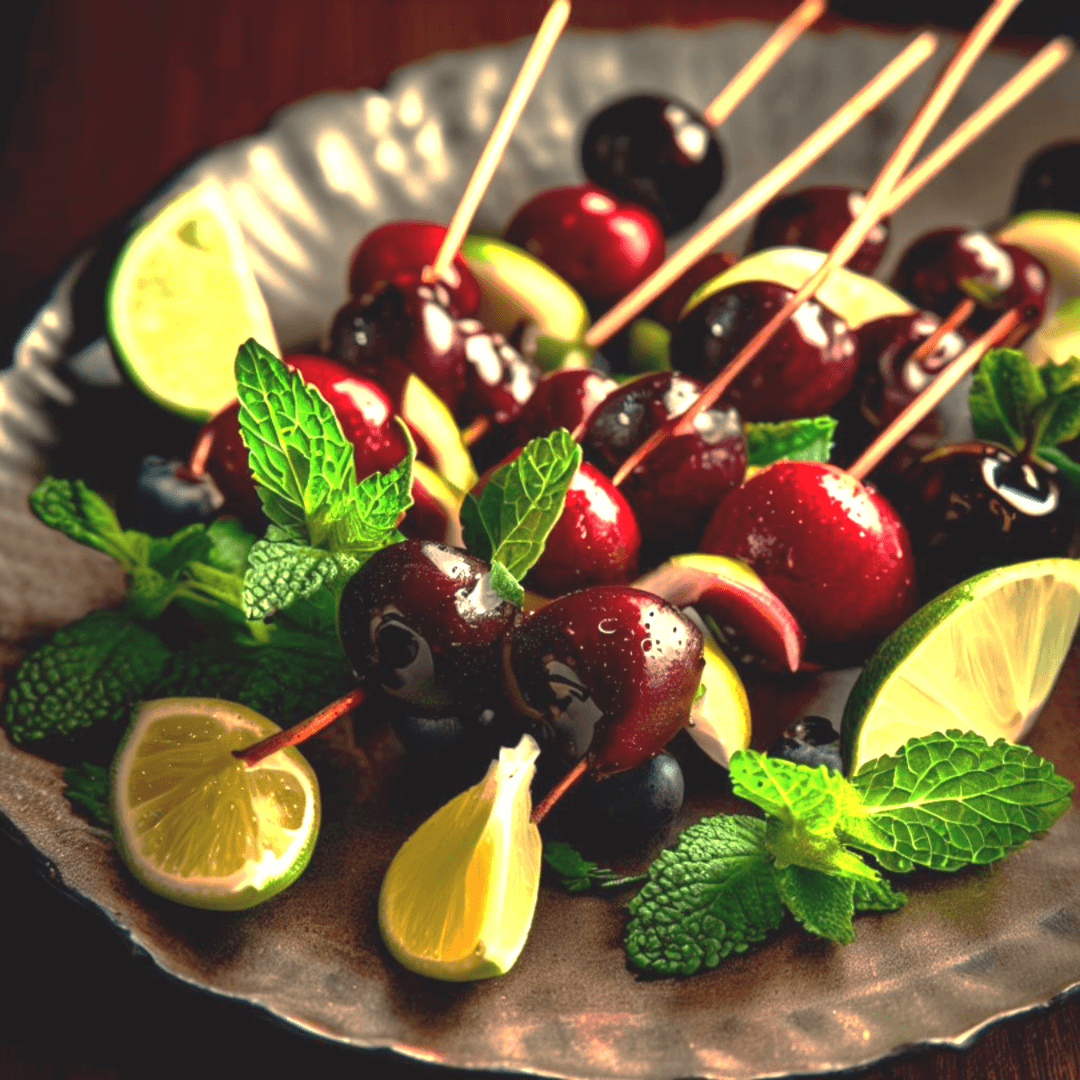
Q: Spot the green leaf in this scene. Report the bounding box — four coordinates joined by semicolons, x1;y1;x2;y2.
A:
28;477;138;569
542;841;647;894
146;524;212;579
62;762;112;827
1035;389;1080;449
234;339;356;531
852;875;907;912
489;558;524;607
2;611;171;753
773;865;856;945
850;730;1075;873
203;518;256;573
624;815;785;976
1037;445;1080;495
744;416;837;467
242;537;360;621
968;348;1046;452
459;492;493;561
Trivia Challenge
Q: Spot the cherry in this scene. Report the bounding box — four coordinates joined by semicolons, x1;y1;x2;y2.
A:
580;94;724;236
198;402;267;529
700;460;919;648
580;371;746;559
504;585;704;777
1012;141;1080;215
472;452;641;597
746;186;890;276
347;220;481;317
511;368;618;445
504;184;665;311
337;539;518;715
645;250;738;330
670;279;860;421
455;318;539;429
896;441;1075;598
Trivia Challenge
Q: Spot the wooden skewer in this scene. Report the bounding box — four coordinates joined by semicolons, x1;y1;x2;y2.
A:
425;0;571;285
847;308;1021;481
585;31;939;350
703;0;828;128
908;298;978;365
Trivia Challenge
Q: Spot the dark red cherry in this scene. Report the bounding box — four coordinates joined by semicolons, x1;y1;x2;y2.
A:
580;94;725;236
897;441;1074;598
347;220;480;317
646;250;739;330
746;186;890;276
327;280;468;414
700;461;919;648
581;371;746;559
455;318;539;428
504;184;665;310
195;403;265;529
1012;141;1080;215
338;539;517;714
511;368;618;445
670;279;860;421
504;585;704;776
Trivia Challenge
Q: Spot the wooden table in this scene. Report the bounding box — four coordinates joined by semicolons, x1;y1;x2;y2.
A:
2;3;1079;1079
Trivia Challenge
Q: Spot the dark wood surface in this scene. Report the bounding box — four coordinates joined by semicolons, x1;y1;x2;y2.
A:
2;3;1080;1079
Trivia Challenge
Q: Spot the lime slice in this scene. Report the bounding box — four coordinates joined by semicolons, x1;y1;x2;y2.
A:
841;558;1080;776
111;697;320;910
379;734;542;982
687;632;752;768
106;179;280;421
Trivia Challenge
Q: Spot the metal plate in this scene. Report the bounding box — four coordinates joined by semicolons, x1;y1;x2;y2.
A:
2;20;1080;1080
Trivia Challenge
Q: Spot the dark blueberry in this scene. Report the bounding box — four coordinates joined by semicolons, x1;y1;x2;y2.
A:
767;715;843;773
1012;142;1080;215
121;456;223;536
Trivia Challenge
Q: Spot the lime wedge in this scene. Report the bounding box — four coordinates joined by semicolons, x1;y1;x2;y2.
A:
111;697;319;910
379;734;542;982
687;632;752;768
841;558;1080;776
106;179;279;421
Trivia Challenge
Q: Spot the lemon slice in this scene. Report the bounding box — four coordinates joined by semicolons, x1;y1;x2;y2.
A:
686;632;752;768
379;734;542;982
841;558;1080;776
106;179;279;421
111;697;320;910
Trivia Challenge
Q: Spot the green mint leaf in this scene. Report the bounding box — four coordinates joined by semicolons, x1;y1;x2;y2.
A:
471;429;581;585
852;875;907;912
28;477;137;569
203;518;256;573
624;815;784;976
968;348;1046;452
1034;370;1080;448
242;538;360;621
744;416;837;467
146;524;212;578
460;492;493;561
542;842;647;893
234;338;355;533
730;751;879;882
773;865;857;945
62;762;112;828
1037;445;1080;495
489;557;524;607
850;730;1075;873
2;611;170;754
1039;354;1080;398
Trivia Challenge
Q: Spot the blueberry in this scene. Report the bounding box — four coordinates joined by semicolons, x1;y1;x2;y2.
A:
123;456;224;536
768;715;843;773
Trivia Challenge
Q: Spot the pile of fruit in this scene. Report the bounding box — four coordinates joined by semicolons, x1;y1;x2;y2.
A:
4;0;1080;989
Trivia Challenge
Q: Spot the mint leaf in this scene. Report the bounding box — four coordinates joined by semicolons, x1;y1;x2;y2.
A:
850;730;1075;873
234;338;355;532
62;762;112;827
625;815;784;975
773;865;857;944
969;348;1046;452
1037;445;1080;495
852;875;907;912
729;751;881;883
744;416;837;467
543;841;647;893
29;477;139;569
242;537;360;621
2;611;170;753
203;518;256;573
1033;357;1080;448
459;492;493;562
489;558;524;608
465;429;581;599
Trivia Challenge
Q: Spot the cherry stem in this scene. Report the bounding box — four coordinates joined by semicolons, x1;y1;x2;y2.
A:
847;307;1022;482
233;686;367;768
178;426;215;482
702;0;827;128
531;756;589;824
909;298;977;365
461;415;491;447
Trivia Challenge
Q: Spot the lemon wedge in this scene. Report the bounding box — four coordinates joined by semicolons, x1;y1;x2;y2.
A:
379;734;542;982
111;697;320;910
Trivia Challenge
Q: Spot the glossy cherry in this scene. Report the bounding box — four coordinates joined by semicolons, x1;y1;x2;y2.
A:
700;460;920;648
455;318;540;428
347;220;481;317
338;539;518;715
504;184;665;310
896;441;1075;598
1012;141;1080;215
581;371;746;559
511;368;618;445
645;250;738;330
669;279;860;421
746;186;890;276
580;94;724;236
504;585;705;777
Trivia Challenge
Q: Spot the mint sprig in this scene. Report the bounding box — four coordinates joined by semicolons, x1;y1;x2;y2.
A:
744;416;837;467
543;842;648;893
460;428;581;606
